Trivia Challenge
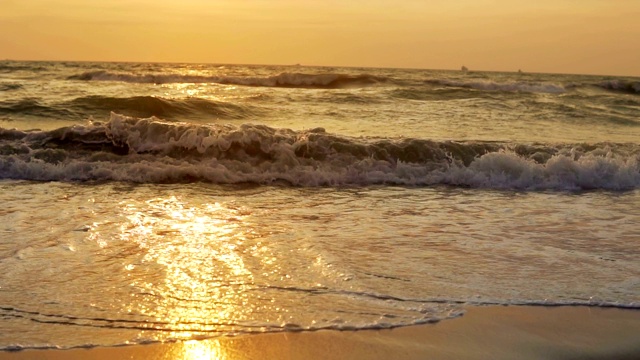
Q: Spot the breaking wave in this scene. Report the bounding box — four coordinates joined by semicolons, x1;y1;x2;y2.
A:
1;113;639;190
68;71;387;89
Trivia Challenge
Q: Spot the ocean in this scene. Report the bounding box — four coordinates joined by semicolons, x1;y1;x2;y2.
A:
0;61;638;350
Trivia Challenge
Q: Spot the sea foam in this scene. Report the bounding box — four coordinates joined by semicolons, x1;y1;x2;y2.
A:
1;113;638;190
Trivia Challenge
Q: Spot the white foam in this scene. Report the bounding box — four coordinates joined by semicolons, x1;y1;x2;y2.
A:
1;113;639;190
443;151;640;190
2;148;638;190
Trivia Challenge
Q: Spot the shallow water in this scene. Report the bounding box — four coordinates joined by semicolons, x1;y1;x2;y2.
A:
1;181;638;348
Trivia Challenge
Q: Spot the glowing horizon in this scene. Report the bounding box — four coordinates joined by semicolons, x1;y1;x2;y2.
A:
1;0;639;76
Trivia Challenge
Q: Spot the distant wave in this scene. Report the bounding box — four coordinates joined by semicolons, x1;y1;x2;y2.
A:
595;80;640;94
423;77;640;96
0;98;75;118
0;63;49;72
1;113;639;190
67;95;257;120
390;87;498;101
0;96;257;121
68;70;387;89
426;79;567;94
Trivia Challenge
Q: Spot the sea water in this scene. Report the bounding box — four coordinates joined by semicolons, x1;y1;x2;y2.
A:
0;61;638;349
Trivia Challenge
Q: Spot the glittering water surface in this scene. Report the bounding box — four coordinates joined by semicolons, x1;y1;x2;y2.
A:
1;181;638;348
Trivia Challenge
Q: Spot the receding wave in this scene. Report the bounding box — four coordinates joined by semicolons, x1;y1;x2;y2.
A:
67;95;257;120
68;71;387;89
425;79;567;94
1;113;639;190
0;298;636;351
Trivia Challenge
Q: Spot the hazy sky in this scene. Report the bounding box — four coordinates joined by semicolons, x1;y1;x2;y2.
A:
1;0;638;75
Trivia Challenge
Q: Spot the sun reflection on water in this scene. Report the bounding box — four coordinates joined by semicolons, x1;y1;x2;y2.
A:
116;194;258;338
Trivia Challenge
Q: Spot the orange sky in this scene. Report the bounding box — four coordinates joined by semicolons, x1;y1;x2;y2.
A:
1;0;638;76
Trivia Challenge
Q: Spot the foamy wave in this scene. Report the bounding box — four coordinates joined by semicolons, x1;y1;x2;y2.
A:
427;79;567;94
1;113;638;190
444;150;640;190
0;298;634;351
68;71;386;89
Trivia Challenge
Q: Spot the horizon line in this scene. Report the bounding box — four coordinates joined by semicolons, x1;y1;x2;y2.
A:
1;58;638;78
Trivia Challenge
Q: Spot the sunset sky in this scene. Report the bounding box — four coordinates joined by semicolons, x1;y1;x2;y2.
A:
1;0;638;76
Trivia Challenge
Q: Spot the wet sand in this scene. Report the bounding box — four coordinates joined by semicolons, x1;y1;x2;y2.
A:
1;306;639;360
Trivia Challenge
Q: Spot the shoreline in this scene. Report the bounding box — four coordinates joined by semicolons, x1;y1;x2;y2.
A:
2;305;639;360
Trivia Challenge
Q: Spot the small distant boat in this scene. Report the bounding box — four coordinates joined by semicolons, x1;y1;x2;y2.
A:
461;66;468;72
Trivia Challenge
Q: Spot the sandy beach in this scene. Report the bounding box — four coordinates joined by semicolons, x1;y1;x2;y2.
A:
2;305;639;360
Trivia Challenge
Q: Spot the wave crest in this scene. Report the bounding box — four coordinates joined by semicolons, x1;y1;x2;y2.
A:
68;95;256;120
0;98;75;118
68;71;386;89
0;96;257;121
596;80;640;94
1;113;639;190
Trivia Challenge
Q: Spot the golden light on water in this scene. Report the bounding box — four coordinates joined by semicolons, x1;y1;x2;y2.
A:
80;189;327;348
114;194;259;337
164;83;209;98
